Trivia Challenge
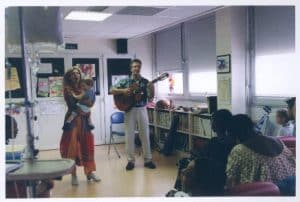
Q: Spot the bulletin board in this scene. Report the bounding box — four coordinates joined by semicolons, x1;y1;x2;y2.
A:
36;58;65;97
107;58;131;94
5;58;25;98
72;58;100;95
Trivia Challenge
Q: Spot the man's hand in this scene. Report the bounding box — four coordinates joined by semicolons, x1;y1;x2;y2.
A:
123;88;132;96
110;87;131;95
147;82;154;89
147;82;155;99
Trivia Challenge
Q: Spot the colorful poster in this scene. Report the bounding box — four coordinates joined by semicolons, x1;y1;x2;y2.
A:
5;67;21;91
77;64;95;79
37;78;49;97
112;75;128;86
49;76;64;97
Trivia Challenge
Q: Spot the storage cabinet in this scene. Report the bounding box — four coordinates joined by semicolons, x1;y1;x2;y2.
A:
147;107;215;152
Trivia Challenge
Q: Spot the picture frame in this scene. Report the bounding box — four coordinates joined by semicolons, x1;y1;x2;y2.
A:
217;54;231;74
72;58;100;95
107;58;131;94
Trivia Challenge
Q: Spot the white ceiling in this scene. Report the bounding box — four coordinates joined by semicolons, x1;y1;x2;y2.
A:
61;6;219;39
5;6;220;44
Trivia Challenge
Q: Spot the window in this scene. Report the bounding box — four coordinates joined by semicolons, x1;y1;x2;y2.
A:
189;71;217;94
185;15;216;95
255;53;297;97
253;6;295;97
157;72;183;95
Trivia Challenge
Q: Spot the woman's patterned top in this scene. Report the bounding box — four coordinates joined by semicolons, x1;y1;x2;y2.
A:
226;142;295;189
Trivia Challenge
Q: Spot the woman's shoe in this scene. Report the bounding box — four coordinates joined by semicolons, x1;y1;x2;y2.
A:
71;175;79;186
87;172;101;182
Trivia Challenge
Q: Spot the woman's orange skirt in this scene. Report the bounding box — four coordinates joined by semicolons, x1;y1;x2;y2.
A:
60;112;96;175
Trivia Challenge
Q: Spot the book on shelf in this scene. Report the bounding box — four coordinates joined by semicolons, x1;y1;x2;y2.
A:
177;114;189;132
157;111;170;128
148;110;154;123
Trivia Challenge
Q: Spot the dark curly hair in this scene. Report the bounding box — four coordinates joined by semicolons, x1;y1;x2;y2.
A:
63;67;82;90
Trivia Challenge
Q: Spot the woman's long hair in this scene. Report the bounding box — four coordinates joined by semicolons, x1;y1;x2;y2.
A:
63;67;82;91
211;109;232;137
230;114;255;143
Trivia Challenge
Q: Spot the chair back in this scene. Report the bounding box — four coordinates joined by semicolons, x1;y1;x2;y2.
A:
226;182;280;196
111;112;125;124
278;136;296;156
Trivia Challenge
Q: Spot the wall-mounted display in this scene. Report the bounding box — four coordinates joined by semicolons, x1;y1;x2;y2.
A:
49;76;64;97
107;58;131;94
72;58;100;95
217;54;231;73
36;58;65;98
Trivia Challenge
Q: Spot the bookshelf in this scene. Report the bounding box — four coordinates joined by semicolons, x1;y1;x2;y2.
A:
147;107;216;152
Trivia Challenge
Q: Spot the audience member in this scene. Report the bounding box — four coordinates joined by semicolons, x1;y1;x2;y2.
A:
175;109;235;195
226;114;295;189
286;97;296;136
276;109;294;136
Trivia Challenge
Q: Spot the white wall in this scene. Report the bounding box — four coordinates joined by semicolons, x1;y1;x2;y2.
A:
216;7;247;114
6;35;153;150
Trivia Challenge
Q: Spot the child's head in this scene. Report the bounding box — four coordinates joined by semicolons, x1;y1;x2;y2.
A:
276;109;289;125
79;79;94;90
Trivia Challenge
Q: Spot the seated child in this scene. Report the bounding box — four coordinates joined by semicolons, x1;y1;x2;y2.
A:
63;79;95;131
276;109;294;136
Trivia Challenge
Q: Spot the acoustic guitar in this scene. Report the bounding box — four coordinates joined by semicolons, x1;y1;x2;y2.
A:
114;73;169;111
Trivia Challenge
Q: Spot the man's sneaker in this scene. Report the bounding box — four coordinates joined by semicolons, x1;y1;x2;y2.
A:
71;175;79;186
144;161;156;169
126;162;135;171
86;172;101;182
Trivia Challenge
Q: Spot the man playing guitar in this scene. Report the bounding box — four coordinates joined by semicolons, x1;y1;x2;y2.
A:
110;59;156;171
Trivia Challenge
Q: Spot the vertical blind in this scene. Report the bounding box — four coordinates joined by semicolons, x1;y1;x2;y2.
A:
155;25;182;71
185;15;217;94
254;6;295;56
254;6;296;96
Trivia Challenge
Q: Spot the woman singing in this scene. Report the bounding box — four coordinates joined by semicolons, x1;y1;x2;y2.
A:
60;67;100;186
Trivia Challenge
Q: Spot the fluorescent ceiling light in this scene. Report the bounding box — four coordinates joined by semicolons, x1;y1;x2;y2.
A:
65;11;112;21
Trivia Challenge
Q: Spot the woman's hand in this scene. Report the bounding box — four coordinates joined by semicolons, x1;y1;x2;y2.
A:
79;98;94;107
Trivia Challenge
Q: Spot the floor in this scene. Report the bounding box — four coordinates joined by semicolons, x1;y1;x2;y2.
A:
38;144;180;197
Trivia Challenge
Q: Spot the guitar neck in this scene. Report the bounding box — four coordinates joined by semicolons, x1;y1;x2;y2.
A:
150;78;160;84
150;73;169;84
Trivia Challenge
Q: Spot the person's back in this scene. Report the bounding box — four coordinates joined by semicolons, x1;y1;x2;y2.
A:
226;114;295;189
189;157;226;196
197;109;235;168
176;109;235;194
199;135;235;166
226;140;295;188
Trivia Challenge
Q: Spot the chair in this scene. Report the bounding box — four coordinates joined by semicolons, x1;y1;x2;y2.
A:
278;136;296;156
225;182;281;196
108;112;125;158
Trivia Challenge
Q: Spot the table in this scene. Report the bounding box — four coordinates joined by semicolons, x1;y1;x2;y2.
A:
6;159;75;198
